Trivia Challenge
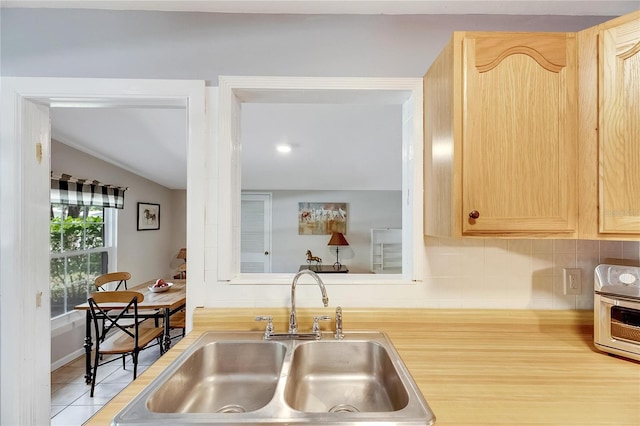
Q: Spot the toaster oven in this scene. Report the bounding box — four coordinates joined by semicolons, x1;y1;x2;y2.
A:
594;264;640;361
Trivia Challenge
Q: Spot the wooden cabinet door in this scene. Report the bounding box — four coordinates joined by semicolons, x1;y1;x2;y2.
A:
461;33;577;235
599;18;640;234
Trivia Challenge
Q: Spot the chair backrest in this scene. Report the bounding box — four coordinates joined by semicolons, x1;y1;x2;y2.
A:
94;271;131;291
88;291;144;345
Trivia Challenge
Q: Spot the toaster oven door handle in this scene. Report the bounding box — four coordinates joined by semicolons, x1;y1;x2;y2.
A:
599;294;640;309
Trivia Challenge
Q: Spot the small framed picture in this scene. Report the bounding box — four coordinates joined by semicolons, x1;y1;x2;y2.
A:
137;202;160;231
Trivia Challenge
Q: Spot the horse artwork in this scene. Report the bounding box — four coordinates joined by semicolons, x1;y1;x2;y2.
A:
143;209;157;224
298;202;347;235
137;202;160;231
305;250;322;266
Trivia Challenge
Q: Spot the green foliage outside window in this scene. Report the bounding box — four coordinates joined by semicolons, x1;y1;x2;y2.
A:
50;204;108;318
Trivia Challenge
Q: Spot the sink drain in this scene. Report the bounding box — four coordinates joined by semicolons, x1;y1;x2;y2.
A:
216;404;246;414
329;403;360;413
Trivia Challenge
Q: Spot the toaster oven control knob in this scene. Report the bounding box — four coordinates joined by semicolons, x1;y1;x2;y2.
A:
619;273;637;286
469;210;480;219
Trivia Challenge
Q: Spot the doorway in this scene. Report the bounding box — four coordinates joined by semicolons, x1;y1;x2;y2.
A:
0;77;205;425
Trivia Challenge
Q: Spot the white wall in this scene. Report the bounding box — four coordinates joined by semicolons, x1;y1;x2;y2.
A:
1;10;613;80
50;139;186;368
261;190;402;273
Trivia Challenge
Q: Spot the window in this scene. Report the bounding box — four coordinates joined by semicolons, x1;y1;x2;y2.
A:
217;76;424;283
49;204;111;318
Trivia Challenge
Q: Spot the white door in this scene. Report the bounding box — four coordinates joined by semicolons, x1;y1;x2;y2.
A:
240;193;272;272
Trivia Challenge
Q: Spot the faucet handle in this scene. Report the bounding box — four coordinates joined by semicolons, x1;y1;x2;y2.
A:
255;315;274;339
312;315;331;335
335;306;344;340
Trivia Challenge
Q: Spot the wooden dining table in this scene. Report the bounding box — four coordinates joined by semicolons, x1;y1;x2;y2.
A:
74;279;186;385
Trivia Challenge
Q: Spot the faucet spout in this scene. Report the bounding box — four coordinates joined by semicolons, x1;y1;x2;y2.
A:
289;269;329;333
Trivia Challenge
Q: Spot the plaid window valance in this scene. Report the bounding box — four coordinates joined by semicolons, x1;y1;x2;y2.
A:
51;173;128;209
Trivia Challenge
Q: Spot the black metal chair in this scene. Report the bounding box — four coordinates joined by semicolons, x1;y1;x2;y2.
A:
87;291;164;397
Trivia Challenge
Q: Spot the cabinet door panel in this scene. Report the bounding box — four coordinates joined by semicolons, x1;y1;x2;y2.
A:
600;20;640;233
462;35;576;234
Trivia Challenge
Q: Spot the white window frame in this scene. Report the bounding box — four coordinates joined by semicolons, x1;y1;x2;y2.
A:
216;76;424;285
50;206;117;332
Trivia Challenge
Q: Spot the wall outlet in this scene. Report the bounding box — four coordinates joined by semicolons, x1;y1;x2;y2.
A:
563;268;582;295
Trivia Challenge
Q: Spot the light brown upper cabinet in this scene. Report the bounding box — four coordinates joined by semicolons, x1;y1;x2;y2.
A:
424;32;578;237
578;11;640;239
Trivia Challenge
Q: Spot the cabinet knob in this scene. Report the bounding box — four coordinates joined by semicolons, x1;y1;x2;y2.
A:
469;210;480;219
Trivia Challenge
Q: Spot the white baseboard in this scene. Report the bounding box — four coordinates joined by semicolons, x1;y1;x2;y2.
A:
51;348;84;372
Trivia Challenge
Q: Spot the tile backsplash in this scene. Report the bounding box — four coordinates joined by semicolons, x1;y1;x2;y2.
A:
424;237;640;310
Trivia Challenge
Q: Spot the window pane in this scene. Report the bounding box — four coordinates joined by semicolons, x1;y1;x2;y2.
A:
66;205;83;220
88;252;108;283
66;254;87;283
50;204;68;220
85;222;104;249
51;282;66;318
62;219;83;252
66;254;89;310
50;217;63;253
67;280;90;310
50;257;65;286
50;258;66;318
87;206;104;221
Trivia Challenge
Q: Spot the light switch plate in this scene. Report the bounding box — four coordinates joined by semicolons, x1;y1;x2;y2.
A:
563;268;582;295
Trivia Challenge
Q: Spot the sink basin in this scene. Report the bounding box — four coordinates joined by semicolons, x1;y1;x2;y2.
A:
112;331;435;425
284;341;408;413
146;341;286;413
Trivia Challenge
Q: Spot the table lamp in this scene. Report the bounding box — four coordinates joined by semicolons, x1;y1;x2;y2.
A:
176;248;187;278
327;232;349;269
177;248;187;262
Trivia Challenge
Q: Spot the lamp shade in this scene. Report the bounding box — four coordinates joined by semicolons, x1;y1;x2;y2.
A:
328;232;349;246
176;248;187;260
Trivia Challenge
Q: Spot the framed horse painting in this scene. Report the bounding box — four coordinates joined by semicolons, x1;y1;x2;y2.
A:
137;202;160;231
298;202;347;235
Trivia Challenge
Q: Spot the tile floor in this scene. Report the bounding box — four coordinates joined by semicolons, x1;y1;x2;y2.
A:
50;333;182;425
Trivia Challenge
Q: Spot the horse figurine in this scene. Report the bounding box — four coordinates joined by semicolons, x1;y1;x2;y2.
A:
305;250;322;266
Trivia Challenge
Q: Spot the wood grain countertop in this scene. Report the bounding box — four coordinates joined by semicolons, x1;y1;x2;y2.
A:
86;308;640;426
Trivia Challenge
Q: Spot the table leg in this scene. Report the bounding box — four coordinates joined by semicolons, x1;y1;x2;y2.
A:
83;310;93;385
163;308;171;352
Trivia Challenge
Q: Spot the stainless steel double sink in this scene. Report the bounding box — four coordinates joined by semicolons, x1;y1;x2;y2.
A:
112;331;435;425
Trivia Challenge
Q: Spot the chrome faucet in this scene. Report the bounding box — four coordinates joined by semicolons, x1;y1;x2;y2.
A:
289;269;329;333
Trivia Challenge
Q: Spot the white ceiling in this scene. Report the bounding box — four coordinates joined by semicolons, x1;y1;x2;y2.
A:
241;103;402;191
51;107;188;189
3;0;638;16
